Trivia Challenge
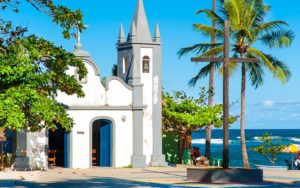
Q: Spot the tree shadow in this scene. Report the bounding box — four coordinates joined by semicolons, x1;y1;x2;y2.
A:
0;177;168;188
1;177;300;188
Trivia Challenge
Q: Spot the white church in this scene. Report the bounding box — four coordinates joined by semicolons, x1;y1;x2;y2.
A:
13;0;166;170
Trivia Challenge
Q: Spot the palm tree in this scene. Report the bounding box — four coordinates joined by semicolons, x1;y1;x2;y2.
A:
179;0;294;168
178;0;217;160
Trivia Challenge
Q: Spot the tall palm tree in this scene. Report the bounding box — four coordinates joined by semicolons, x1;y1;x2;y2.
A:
178;0;217;160
179;0;294;168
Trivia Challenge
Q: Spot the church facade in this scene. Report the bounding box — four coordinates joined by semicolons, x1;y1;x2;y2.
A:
14;0;166;170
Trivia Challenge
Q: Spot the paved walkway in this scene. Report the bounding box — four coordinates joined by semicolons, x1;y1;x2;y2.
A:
0;167;300;187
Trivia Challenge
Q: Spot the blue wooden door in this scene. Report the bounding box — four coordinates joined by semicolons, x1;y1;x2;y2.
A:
64;132;70;168
99;121;112;167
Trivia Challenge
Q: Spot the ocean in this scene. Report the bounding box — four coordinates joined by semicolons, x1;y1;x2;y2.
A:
192;129;300;167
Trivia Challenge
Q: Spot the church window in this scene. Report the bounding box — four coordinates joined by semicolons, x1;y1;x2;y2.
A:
75;68;87;84
142;56;150;73
122;57;128;74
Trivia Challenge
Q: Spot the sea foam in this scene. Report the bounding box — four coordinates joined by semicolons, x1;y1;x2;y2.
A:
192;139;224;145
290;137;300;142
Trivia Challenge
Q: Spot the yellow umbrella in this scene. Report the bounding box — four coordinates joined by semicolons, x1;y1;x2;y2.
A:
282;144;300;169
282;144;300;154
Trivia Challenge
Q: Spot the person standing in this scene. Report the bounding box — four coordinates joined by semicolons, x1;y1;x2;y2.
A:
295;153;300;170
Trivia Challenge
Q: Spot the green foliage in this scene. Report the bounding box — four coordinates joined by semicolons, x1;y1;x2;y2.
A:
162;132;179;164
0;0;85;40
253;132;285;166
0;1;87;132
112;64;118;76
162;88;237;131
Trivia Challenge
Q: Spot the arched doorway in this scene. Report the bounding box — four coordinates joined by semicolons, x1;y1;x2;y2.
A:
92;119;113;167
48;126;70;168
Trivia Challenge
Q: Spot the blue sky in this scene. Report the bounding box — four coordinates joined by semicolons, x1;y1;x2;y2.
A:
6;0;300;129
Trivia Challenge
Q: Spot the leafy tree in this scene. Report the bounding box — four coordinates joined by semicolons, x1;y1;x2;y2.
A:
253;132;285;166
179;0;294;168
0;1;87;132
162;88;237;163
112;64;118;76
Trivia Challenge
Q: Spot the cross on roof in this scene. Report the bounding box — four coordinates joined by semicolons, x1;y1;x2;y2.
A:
74;22;89;51
76;25;81;44
191;21;259;169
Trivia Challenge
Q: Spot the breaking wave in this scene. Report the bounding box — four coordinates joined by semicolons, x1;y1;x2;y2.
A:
290;137;300;142
192;139;224;145
192;136;300;145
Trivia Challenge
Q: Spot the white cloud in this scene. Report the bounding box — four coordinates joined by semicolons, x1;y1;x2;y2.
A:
262;99;274;108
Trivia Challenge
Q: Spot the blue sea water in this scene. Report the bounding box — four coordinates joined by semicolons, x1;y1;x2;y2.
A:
192;129;300;167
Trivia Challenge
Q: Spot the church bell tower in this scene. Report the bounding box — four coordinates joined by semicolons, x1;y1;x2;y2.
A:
116;0;166;167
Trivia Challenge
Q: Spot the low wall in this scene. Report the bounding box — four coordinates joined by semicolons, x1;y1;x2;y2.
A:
187;168;263;183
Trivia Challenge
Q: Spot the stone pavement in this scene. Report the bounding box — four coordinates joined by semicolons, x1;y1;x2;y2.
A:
0;167;300;187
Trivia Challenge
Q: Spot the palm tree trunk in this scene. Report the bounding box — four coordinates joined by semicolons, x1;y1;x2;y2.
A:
186;128;192;149
205;65;214;159
241;62;250;168
205;0;216;160
178;131;184;164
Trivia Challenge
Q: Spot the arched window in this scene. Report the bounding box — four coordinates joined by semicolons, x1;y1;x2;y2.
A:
142;56;150;73
122;57;128;74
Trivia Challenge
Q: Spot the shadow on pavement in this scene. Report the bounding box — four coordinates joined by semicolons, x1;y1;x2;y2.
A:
0;177;184;188
1;177;300;188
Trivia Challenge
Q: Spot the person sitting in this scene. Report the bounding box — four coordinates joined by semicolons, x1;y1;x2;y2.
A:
295;152;300;170
285;159;292;170
190;147;200;165
195;156;209;167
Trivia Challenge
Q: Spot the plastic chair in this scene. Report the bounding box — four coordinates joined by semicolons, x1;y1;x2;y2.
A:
48;150;57;168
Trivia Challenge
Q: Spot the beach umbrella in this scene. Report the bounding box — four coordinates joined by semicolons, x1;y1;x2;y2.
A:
282;144;300;169
282;144;300;154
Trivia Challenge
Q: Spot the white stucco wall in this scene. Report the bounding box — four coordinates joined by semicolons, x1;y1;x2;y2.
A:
56;60;106;106
140;48;153;165
106;79;132;106
27;130;48;170
68;110;133;169
56;59;133;107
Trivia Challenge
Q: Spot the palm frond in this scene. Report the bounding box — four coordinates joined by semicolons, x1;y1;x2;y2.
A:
177;43;223;59
196;46;224;58
223;0;244;29
192;24;224;40
261;53;291;83
246;62;264;88
252;21;288;36
249;0;270;26
247;47;274;71
188;62;222;87
196;9;225;28
259;29;295;48
218;0;229;20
